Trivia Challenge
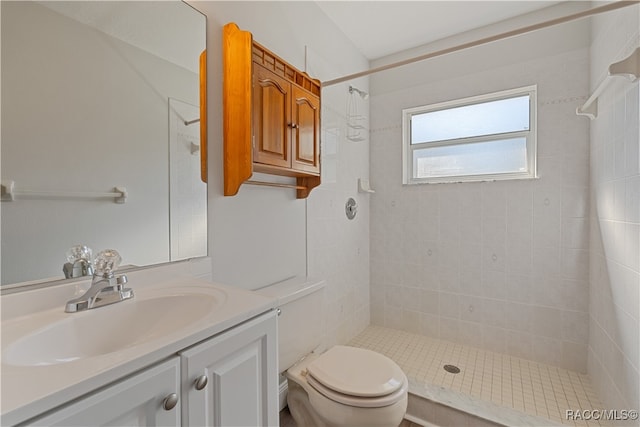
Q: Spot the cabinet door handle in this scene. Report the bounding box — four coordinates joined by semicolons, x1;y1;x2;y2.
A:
162;393;179;411
194;375;208;391
288;123;299;129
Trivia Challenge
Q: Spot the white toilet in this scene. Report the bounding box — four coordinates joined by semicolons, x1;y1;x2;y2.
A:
257;277;408;427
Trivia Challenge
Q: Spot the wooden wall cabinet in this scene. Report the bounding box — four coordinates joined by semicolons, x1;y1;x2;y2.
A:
223;22;321;199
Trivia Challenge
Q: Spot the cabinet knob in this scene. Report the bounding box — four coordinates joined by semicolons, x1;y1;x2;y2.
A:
194;375;208;391
162;393;179;411
288;123;299;129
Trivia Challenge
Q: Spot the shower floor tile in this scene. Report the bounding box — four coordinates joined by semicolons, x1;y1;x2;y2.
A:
349;326;607;427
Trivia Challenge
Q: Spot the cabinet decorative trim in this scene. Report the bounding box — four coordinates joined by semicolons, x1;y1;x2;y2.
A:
252;42;321;97
223;23;253;197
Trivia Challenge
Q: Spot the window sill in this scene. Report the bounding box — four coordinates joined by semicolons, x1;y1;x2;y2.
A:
405;173;539;185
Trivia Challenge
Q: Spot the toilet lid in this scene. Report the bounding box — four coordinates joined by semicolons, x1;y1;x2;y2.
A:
306;346;406;398
306;372;408;408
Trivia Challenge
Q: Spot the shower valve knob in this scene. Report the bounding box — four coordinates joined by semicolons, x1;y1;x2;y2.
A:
345;198;357;220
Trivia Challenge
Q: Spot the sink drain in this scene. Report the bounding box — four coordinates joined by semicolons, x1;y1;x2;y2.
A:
443;364;460;374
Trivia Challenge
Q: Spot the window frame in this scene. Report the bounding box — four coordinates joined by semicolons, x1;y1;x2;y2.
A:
402;85;538;185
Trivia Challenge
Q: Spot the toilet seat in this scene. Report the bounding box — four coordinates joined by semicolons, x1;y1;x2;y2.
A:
304;346;408;408
306;372;408;408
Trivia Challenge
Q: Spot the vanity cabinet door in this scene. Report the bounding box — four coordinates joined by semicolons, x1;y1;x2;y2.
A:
180;311;278;427
28;358;180;427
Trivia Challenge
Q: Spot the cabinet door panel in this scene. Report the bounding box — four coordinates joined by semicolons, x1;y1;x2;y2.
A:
29;358;180;427
292;86;320;174
253;64;291;168
215;338;263;426
181;311;278;427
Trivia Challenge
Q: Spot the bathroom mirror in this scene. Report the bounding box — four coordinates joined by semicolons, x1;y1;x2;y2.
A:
1;1;207;286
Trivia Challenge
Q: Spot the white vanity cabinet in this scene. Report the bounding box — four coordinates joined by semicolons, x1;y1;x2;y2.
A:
180;310;279;427
20;311;278;427
28;358;181;427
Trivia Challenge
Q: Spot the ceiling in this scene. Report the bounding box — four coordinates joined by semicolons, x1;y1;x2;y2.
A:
315;1;564;60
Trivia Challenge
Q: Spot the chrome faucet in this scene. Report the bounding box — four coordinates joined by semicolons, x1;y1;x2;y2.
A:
65;249;133;313
63;258;93;279
62;245;94;279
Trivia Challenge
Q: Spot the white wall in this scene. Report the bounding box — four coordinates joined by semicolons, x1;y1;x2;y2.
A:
587;4;640;419
369;19;592;371
1;2;199;284
190;2;371;344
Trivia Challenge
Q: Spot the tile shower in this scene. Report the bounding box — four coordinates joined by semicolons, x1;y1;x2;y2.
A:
371;46;592;371
367;6;639;426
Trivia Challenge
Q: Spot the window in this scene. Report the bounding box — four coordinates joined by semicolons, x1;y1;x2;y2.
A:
402;85;537;184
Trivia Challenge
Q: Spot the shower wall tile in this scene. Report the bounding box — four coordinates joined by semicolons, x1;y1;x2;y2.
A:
370;47;591;372
587;3;640;415
588;6;640;418
306;82;371;351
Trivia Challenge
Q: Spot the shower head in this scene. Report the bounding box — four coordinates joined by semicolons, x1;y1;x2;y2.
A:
349;85;369;99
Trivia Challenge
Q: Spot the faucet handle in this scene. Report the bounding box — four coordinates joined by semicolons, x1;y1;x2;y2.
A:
66;245;93;264
94;249;122;278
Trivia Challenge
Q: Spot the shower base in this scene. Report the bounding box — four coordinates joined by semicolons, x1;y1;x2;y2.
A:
350;326;608;427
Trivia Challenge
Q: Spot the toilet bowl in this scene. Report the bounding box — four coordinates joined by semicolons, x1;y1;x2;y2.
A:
286;345;408;427
255;277;408;427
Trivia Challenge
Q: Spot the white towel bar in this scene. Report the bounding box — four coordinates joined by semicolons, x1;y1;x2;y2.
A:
576;47;639;120
0;180;127;204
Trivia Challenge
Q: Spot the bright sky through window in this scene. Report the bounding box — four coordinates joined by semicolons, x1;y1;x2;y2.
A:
402;86;537;184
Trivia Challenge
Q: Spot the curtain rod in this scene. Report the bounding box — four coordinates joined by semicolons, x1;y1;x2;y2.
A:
322;1;639;87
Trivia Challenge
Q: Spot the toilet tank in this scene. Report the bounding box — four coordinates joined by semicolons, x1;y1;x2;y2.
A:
255;277;325;373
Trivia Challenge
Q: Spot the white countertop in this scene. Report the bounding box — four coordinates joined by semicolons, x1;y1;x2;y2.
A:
0;262;276;426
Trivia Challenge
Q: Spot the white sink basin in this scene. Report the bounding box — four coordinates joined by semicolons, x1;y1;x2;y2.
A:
3;291;221;366
0;263;278;427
